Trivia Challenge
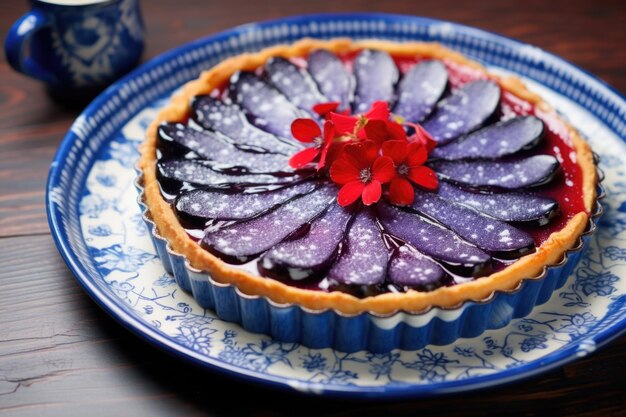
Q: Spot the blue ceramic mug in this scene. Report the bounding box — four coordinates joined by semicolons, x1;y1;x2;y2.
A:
5;0;144;102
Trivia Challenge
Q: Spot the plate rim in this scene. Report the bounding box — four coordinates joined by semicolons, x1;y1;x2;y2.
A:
46;12;626;399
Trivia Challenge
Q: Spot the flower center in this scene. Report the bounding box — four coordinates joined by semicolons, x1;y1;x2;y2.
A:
397;164;409;176
359;168;372;183
392;114;405;124
355;115;368;133
313;136;324;147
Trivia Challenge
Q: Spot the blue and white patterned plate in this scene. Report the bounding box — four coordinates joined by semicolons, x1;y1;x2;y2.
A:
47;14;626;398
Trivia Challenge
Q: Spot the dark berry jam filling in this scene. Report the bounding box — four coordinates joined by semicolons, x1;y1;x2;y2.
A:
154;48;587;297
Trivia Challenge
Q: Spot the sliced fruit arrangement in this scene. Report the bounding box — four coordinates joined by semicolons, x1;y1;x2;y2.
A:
155;47;580;297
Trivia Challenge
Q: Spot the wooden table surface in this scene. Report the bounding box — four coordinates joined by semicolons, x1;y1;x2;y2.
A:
1;1;626;416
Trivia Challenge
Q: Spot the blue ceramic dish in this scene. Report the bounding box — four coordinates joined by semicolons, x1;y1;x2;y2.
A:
47;13;626;397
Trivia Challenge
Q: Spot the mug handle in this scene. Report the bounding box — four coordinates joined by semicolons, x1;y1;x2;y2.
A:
4;9;56;84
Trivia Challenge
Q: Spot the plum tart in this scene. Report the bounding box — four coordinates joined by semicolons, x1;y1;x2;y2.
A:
139;38;597;318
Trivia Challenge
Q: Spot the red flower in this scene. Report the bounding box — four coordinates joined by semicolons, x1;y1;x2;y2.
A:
406;122;437;153
330;101;390;138
320;141;348;171
382;140;439;206
330;141;395;206
313;102;343;119
288;119;335;169
363;119;407;147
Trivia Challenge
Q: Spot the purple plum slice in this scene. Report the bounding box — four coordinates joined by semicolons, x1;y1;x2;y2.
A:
422;80;501;145
201;186;337;263
157;159;303;193
377;203;490;276
191;96;298;155
430;155;560;190
327;209;389;287
437;182;559;224
430;116;545;160
307;49;353;111
259;203;353;281
388;246;447;291
265;57;326;114
353;49;399;113
175;181;318;224
409;189;535;258
393;60;448;123
229;71;305;139
158;123;290;173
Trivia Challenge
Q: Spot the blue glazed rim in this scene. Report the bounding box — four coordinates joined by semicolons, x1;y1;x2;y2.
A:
46;13;626;398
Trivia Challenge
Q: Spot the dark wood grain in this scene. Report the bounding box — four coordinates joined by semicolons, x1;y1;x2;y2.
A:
0;0;625;415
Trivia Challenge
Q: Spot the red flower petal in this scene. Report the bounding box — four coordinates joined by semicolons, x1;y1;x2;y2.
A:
330;157;360;185
364;101;390;121
342;142;365;167
363;120;388;146
331;112;358;135
337;180;365;207
317;121;336;170
361;180;382;206
388;177;415;206
356;118;369;140
385;120;408;141
288;147;320;168
410;123;437;152
323;119;335;142
318;145;330;170
291;119;321;143
323;141;348;170
344;140;379;169
381;140;409;165
372;156;395;184
408;166;439;190
406;142;428;167
313;102;340;118
362;140;381;163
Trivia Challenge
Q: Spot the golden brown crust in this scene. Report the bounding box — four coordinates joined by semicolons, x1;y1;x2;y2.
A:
139;38;597;315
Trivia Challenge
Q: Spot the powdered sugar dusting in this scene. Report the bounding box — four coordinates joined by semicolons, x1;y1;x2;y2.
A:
431;116;544;160
411;189;534;253
437;182;559;224
393;60;448;123
230;71;306;138
192;96;299;155
158;159;301;187
261;203;352;279
423;80;500;144
176;181;317;221
353;49;399;113
266;57;326;114
431;155;560;189
377;203;490;274
307;49;353;110
388;246;446;289
202;186;336;261
327;209;388;286
160;123;291;173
